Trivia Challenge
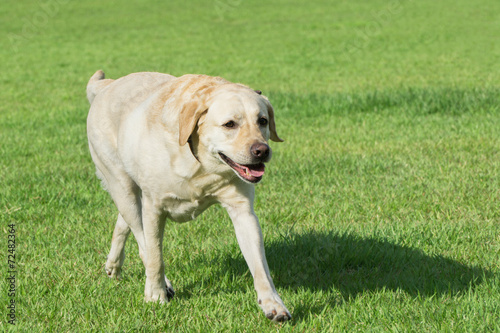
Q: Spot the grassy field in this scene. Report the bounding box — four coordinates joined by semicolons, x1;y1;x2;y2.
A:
1;0;499;331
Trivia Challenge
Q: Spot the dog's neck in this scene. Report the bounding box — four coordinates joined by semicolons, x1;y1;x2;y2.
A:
187;136;199;162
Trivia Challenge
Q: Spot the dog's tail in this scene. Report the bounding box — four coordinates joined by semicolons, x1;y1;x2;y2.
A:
86;70;114;104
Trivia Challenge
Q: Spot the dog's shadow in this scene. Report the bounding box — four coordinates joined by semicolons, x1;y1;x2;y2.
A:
188;230;490;318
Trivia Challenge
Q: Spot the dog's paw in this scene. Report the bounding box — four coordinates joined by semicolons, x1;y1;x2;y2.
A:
258;295;291;322
144;276;175;303
105;265;122;279
144;287;169;303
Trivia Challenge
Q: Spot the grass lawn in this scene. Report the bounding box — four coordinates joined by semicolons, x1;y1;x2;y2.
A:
1;0;499;331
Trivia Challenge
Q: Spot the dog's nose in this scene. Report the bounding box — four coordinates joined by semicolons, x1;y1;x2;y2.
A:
251;143;270;160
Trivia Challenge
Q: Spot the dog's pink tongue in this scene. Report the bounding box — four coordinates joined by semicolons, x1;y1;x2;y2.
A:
247;164;265;177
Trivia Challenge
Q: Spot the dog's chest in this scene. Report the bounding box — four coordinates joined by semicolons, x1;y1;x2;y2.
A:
160;193;216;222
149;169;233;223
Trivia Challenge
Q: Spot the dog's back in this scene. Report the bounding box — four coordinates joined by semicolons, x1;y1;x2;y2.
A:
86;70;176;154
87;70;175;104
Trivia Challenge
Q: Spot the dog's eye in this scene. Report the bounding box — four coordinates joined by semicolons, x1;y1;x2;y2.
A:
258;117;268;126
223;121;236;128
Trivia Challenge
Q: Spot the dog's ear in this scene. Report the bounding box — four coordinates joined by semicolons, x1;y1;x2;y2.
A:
179;100;207;146
263;97;284;142
177;75;225;146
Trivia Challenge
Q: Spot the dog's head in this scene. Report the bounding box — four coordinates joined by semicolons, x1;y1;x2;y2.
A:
177;76;282;184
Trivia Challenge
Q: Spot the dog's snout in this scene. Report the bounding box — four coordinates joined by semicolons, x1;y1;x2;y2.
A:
251;143;270;160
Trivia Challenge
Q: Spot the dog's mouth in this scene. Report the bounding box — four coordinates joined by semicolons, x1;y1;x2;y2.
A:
218;153;265;183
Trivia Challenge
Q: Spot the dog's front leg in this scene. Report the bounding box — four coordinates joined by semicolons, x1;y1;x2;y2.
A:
142;196;175;302
224;203;291;322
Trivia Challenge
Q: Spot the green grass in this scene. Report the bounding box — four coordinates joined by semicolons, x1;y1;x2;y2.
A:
1;0;500;331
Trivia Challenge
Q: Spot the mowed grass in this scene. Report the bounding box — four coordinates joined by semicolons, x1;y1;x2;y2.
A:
1;0;499;331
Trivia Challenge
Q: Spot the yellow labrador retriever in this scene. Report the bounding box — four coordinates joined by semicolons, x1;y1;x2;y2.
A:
86;71;291;322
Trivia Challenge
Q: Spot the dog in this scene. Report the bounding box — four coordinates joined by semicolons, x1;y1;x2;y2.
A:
86;70;291;322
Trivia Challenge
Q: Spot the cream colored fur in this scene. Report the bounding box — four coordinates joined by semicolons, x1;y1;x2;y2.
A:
86;70;290;321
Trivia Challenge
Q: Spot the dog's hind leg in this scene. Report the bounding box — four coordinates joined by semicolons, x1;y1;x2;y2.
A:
104;179;148;278
88;136;149;281
105;214;130;278
106;189;174;299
